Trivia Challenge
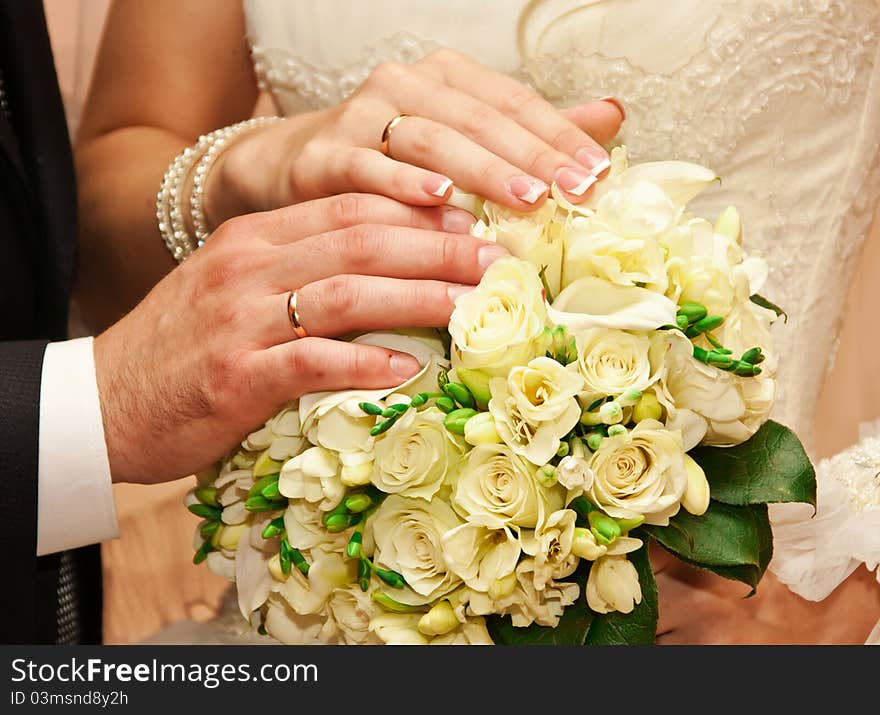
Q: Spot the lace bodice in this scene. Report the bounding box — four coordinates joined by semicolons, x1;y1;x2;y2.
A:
235;0;880;636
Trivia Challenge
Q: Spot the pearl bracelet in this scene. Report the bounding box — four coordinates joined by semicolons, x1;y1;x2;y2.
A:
157;116;282;263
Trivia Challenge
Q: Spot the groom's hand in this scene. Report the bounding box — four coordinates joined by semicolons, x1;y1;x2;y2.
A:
93;194;506;485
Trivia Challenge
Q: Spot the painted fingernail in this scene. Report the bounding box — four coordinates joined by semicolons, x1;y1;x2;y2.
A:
442;207;476;233
424;175;453;197
509;175;549;204
555;167;597;196
589;156;612;177
575;146;610;172
599;96;626;121
478;243;510;272
447;284;473;303
390;353;421;379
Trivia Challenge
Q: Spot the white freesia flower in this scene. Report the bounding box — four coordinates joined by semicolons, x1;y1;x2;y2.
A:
449;257;547;376
556;455;594;491
549;276;677;333
327;587;382;645
264;596;337;645
278;446;344;511
481;198;564;297
574;327;654;404
531;509;578;591
453;443;564;529
371;407;464;500
274;549;357;616
586;555;642;615
654;330;776;447
588;419;688;525
234;526;273;621
370;496;464;605
441;517;521;592
299;331;449;452
488;356;584;465
468;559;579;628
283;500;347;552
369;613;493;645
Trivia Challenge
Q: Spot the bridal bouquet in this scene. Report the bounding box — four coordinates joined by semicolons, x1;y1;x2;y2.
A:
187;147;816;645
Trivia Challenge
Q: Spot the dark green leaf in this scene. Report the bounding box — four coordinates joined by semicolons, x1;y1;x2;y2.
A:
749;294;788;322
644;501;773;592
691;420;816;508
487;588;594;646
584;542;657;645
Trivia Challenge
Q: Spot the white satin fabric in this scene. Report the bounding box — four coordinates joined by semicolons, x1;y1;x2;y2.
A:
242;0;880;639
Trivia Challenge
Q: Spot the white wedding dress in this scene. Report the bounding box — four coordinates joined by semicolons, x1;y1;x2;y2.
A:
154;0;880;643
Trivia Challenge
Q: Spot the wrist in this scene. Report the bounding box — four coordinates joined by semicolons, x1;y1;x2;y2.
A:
93;328;138;484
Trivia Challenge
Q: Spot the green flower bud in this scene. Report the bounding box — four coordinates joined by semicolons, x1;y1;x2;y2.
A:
437;369;450;388
443;382;476;410
370;417;397;436
436;396;457;414
599;401;623;425
358;558;371;592
279;548;291;575
695;315;724;333
444;407;478;435
607;424;627;437
344;492;372;513
194;486;218;507
371;591;424;613
187;503;221;521
678;302;708;324
741;347;764;365
733;362;762;377
589;511;622;545
632;392;663;423
324;514;350;533
245;495;286;512
707;351;735;369
410;392;430;408
347;530;363;558
587;433;604;452
200;520;221;540
249;473;279;498
260;517;285;540
252;450;283;478
261;480;281;500
615;515;645;532
192;541;214;565
358;401;384;416
556;441;570;458
374;567;407;589
676;314;690;331
537;464;557;487
455;368;492;407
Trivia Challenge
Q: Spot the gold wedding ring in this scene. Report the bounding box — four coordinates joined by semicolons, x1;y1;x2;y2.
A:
287;290;308;339
380;113;411;157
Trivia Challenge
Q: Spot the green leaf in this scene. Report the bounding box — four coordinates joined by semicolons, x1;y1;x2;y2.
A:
749;294;788;323
584;543;657;645
644;501;773;592
690;420;816;508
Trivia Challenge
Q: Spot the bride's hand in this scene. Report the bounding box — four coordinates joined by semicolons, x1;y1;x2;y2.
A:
653;544;880;644
204;48;624;229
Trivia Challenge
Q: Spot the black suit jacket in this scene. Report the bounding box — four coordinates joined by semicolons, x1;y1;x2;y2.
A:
0;0;102;644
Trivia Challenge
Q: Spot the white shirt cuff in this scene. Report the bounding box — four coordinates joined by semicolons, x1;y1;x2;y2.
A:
37;337;119;556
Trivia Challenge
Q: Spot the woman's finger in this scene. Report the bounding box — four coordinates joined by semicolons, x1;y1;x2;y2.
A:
262;276;469;345
384;115;550;209
268;225;506;290
415;49;611;173
561;98;625;145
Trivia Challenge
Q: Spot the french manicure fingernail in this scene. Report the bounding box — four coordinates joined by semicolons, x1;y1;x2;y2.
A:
575;147;610;172
424;175;453;197
447;284;473;303
589;156;612;177
442;207;476;233
478;243;510;271
390;354;421;379
509;175;548;204
555;167;597;196
599;96;626;121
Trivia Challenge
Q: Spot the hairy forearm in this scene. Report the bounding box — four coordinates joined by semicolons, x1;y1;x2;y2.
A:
73;126;188;332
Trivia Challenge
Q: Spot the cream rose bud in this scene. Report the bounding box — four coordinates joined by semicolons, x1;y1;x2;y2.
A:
278;446;344;511
488;356;584;466
453;443;564;529
449;257;547;377
587;420;688;526
326;587;382;645
586;555;642;615
681;454;710;516
481;198;564;298
574;327;653;406
371;407;463;500
370;495;463;605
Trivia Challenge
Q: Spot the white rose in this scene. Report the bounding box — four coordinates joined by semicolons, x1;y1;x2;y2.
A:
468;558;579;628
278;446;344;511
587;420;688;525
441;518;521;592
488;356;584;465
480;198;564;298
654;330;776;447
529;509;578;591
453;443;564;528
449;257;547;376
586;555;642;615
327;587;382;645
371;407;464;500
370;495;463;604
574;328;654;405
